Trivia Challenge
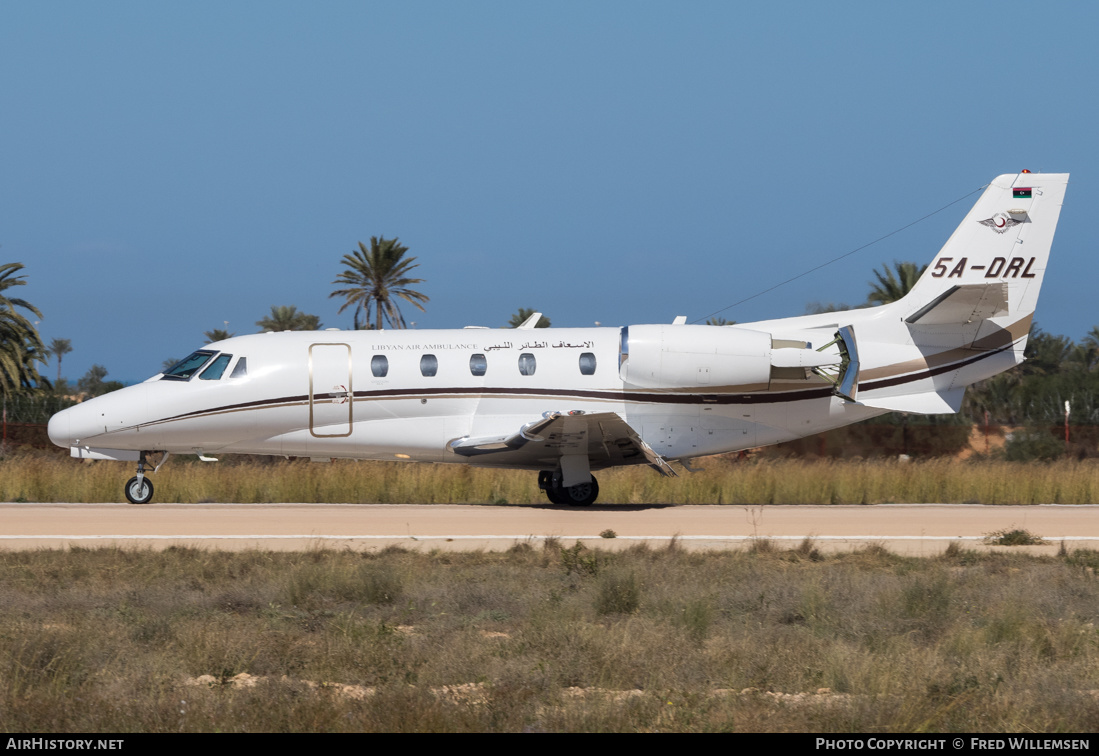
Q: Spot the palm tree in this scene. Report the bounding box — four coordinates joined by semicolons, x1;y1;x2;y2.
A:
508;308;551;328
1020;323;1073;378
964;372;1022;425
805;301;852;314
705;316;736;326
1082;325;1099;371
49;337;72;383
255;306;322;332
75;364;122;397
330;237;429;330
203;328;235;344
0;263;47;396
866;261;927;306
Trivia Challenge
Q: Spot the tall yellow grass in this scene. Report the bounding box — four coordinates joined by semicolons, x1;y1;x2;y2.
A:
6;453;1099;504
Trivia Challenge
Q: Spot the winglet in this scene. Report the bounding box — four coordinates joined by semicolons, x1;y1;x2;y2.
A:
515;312;544;329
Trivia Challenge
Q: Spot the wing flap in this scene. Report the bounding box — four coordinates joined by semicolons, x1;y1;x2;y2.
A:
448;411;677;477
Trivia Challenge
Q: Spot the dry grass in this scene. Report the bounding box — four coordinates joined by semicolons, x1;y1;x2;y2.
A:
6;452;1099;505
3;543;1099;731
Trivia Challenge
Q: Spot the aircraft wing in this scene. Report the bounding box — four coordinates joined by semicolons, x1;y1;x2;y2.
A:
447;411;677;477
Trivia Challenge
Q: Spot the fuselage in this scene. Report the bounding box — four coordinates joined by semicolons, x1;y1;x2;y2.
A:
47;323;885;467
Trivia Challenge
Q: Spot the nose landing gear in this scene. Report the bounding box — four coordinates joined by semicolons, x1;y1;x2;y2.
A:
124;451;169;505
125;474;154;505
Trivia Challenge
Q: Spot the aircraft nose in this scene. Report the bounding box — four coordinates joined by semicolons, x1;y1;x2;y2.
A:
47;400;105;449
47;407;71;448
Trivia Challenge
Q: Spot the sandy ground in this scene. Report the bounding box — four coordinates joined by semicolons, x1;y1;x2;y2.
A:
2;502;1098;554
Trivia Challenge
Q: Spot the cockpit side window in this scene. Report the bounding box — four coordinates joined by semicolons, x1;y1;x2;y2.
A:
199;354;233;380
230;357;248;378
161;350;216;381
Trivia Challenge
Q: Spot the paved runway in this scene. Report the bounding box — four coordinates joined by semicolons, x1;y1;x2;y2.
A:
2;502;1098;554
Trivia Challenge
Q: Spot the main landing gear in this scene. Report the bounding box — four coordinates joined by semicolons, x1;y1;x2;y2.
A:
538;470;600;506
124;451;169;505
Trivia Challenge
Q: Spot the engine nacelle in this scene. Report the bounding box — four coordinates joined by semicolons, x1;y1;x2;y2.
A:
619;324;775;390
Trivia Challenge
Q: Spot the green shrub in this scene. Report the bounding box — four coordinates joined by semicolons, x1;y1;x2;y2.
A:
983;528;1044;546
1004;429;1065;462
561;541;599;577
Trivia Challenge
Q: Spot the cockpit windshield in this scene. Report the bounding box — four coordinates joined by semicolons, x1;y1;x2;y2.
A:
161;350;216;381
160;350;245;381
198;353;233;380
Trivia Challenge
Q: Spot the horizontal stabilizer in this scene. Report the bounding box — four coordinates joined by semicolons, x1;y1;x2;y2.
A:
858;387;965;415
905;283;1010;326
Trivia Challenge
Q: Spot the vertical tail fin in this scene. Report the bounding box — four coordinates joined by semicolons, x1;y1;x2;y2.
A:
854;172;1068;413
899;172;1068;327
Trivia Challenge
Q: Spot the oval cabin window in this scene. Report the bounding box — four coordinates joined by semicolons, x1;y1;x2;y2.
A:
579;352;597;375
518;353;536;376
469;353;487;376
371;355;389;378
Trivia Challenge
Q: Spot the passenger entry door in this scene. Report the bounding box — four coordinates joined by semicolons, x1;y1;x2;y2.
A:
310;343;352;437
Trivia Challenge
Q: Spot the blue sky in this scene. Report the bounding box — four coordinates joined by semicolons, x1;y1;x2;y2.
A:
4;1;1097;384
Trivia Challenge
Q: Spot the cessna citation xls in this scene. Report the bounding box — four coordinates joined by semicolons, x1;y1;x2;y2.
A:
49;172;1068;505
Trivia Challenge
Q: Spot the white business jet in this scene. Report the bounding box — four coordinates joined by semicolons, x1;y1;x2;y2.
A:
49;172;1068;505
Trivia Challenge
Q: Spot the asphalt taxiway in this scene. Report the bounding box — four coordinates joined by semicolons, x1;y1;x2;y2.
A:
2;502;1096;554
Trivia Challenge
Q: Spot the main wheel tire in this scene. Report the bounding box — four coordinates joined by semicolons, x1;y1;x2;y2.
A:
125;476;154;505
561;475;599;506
539;471;563;504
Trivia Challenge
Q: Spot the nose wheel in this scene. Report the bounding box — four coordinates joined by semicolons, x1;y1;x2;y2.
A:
125;475;154;505
123;451;168;505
